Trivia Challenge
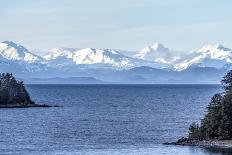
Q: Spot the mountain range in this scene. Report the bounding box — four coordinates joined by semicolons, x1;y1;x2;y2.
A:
0;40;231;84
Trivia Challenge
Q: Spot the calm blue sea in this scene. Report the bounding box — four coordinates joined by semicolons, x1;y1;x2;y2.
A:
1;84;232;155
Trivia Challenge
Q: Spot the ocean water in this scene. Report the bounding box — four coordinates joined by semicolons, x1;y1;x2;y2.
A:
1;84;232;155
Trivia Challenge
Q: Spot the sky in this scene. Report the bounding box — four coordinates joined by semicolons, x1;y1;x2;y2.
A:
1;0;232;52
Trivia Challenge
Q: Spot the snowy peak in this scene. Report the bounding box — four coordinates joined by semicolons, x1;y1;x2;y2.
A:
174;44;232;70
0;41;48;73
150;43;169;52
136;43;170;61
1;41;232;73
1;41;25;50
136;43;232;71
0;41;43;63
44;47;76;60
198;44;230;51
197;44;232;59
71;48;123;64
45;47;143;68
135;43;182;66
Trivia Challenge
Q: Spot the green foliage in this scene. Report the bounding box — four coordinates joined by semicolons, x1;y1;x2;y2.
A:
189;70;232;140
222;70;232;93
189;122;201;140
0;73;33;105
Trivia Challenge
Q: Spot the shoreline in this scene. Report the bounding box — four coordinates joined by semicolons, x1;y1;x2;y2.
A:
0;104;59;108
164;139;232;149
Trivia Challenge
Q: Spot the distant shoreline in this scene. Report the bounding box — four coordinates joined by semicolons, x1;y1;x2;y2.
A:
164;139;232;149
25;84;221;86
0;104;57;108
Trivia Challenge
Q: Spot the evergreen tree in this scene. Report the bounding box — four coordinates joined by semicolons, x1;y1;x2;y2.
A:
200;94;222;140
188;122;201;140
0;73;33;105
220;93;232;139
222;70;232;93
188;70;232;140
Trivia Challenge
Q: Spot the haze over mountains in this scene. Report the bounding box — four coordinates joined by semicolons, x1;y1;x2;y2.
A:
0;41;231;84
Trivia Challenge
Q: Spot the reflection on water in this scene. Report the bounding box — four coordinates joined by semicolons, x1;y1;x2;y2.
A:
205;147;232;155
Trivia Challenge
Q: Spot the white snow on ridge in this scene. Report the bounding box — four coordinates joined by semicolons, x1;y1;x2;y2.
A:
198;44;232;61
44;47;76;60
1;40;232;72
71;48;132;67
136;43;170;63
44;47;152;69
0;41;48;72
135;43;186;67
0;41;44;63
174;44;232;70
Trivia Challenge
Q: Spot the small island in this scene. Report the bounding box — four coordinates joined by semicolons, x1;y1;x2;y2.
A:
164;70;232;149
0;73;51;108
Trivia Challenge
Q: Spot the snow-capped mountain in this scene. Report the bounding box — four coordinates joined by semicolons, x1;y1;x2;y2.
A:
1;40;232;72
45;47;150;69
0;40;232;83
135;43;232;71
135;43;185;68
0;41;44;63
0;41;47;73
136;43;170;63
43;47;79;60
174;44;232;70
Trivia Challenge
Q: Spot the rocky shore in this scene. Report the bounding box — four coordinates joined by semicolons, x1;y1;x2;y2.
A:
164;138;232;149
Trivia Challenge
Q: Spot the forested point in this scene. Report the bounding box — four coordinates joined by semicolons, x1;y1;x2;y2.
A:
188;70;232;141
0;73;34;106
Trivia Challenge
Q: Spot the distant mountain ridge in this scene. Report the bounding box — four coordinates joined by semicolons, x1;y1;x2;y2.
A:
45;47;150;69
0;41;43;63
22;77;106;84
174;44;232;70
0;40;231;83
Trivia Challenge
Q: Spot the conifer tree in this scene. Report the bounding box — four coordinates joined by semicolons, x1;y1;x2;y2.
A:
0;73;33;105
188;70;232;140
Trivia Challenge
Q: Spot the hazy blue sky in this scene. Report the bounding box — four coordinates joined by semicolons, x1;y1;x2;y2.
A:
1;0;232;51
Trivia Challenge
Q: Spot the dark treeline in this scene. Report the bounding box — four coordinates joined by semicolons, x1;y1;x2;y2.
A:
0;73;33;105
189;70;232;140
